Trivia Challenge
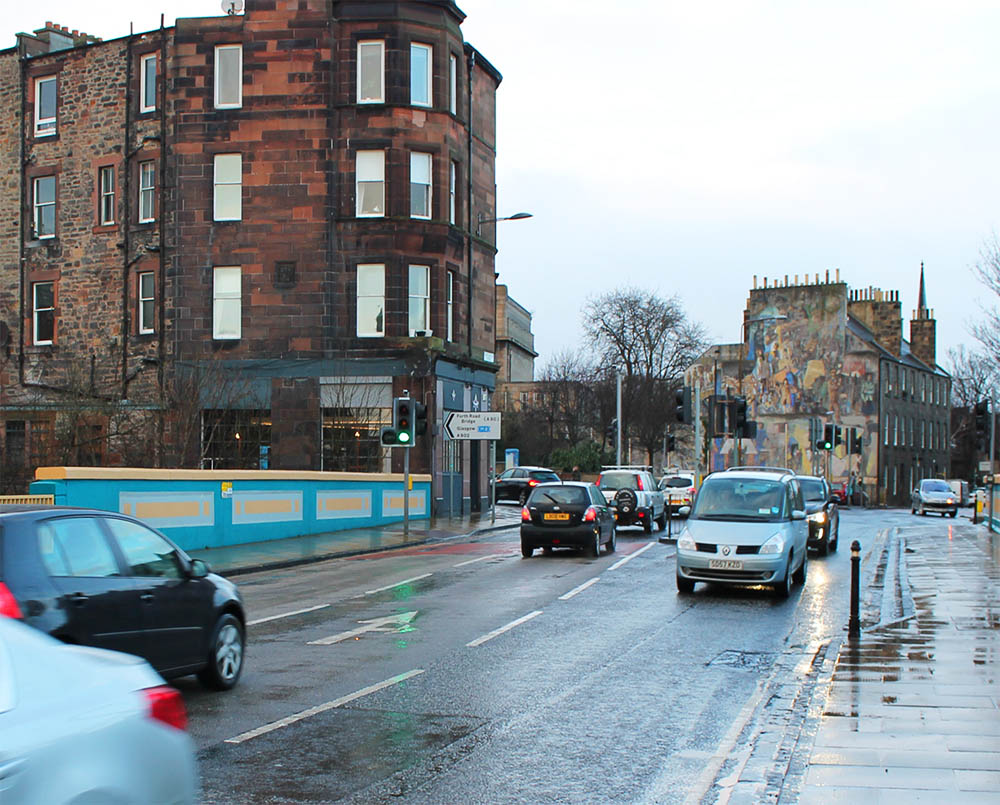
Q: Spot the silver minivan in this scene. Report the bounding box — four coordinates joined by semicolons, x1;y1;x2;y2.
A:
675;468;808;598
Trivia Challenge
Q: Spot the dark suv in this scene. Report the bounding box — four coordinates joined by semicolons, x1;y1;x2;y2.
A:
0;505;246;690
797;475;839;555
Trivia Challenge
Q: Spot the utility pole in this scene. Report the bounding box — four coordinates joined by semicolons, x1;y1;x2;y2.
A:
616;371;622;466
990;397;996;532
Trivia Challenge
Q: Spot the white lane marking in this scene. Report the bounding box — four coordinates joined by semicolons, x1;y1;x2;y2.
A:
607;541;655;571
364;573;432;595
308;611;418;645
466;610;543;647
558;577;601;600
248;603;330;626
224;669;425;744
453;553;514;568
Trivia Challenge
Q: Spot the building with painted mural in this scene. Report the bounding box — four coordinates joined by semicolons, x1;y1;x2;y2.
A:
684;268;950;507
0;1;508;515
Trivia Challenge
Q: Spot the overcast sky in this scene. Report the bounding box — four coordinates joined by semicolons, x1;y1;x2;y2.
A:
5;1;999;372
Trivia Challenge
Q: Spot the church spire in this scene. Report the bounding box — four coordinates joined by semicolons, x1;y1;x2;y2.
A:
917;261;927;313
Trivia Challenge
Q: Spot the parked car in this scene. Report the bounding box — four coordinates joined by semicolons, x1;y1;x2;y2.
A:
494;466;561;505
0;504;246;690
911;479;958;517
0;615;198;804
520;482;616;558
659;470;697;515
798;475;839;555
596;466;667;533
675;468;808;598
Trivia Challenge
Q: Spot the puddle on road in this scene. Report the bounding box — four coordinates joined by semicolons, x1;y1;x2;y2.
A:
707;650;776;672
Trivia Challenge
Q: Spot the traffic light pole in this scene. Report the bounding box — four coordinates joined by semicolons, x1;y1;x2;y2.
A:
403;444;410;538
990;397;996;533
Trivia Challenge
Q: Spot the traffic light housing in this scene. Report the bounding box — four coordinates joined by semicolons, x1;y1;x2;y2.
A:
818;423;833;451
381;397;416;447
974;400;990;452
413;401;428;436
606;418;617;443
848;427;862;454
834;425;843;447
666;433;676;452
733;397;748;432
675;386;692;424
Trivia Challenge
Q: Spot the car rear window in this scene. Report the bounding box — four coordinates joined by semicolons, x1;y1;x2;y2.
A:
598;472;638;491
530;486;588;505
662;476;692;488
530;471;560;482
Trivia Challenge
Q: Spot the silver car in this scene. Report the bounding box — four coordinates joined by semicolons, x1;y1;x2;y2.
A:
0;616;197;804
675;468;808;598
911;478;958;517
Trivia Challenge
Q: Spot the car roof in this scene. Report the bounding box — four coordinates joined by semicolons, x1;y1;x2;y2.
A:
0;504;111;518
710;469;793;482
796;475;826;482
511;466;556;472
534;481;592;488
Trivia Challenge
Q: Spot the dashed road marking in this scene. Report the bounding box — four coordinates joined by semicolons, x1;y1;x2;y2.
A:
248;603;330;626
558;577;601;600
453;553;516;567
607;541;655;571
466;610;543;647
362;573;432;596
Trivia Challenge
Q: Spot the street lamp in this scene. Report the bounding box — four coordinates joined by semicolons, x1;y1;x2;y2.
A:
477;211;532;238
736;314;788;466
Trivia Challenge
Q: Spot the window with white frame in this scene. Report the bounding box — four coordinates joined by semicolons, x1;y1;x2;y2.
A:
408;265;429;334
410;43;432;107
213;154;242;221
356;264;385;337
355;151;385;217
138;272;155;334
357;40;384;103
893;414;898;446
34;76;57;136
883;415;889;445
140;53;157;113
98;166;115;225
138;161;156;222
32;281;54;345
449;160;457;225
410;152;431;219
446;269;454;341
33;176;56;239
213;267;242;340
214;45;242;109
449;53;457;114
920;420;925;449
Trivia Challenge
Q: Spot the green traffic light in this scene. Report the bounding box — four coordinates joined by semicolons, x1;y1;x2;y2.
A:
398;432;410;443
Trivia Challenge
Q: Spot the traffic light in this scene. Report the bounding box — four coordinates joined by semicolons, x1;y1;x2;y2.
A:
606;418;617;443
733;397;748;432
849;427;862;454
413;401;428;437
383;397;415;447
666;433;676;452
675;386;692;424
818;423;833;451
834;425;843;447
380;426;398;446
974;400;990;452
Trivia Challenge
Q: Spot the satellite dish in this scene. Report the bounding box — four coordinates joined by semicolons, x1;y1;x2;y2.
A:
221;0;244;15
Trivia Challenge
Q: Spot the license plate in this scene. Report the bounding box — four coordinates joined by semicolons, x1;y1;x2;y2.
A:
543;512;570;521
709;559;743;570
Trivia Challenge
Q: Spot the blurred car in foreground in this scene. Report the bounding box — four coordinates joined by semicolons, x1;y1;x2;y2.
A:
797;475;839;555
911;479;958;517
0;504;245;690
675;468;808;598
0;616;197;804
495;466;561;505
659;470;697;515
520;482;616;557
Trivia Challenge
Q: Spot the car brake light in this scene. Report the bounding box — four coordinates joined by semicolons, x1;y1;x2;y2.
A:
528;479;538;487
0;583;22;619
637;511;645;518
521;506;531;522
144;685;187;731
636;476;644;491
584;506;597;522
688;487;696;495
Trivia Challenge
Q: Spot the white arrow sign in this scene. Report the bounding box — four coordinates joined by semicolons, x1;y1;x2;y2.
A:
444;411;501;440
308;611;417;645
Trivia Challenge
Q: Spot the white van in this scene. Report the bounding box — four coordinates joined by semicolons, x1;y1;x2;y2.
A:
947;479;969;506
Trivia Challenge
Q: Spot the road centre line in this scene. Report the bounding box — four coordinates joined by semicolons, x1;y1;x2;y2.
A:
224;669;425;744
466;610;543;647
607;541;655;571
558;577;601;600
247;603;330;626
363;573;433;596
453;553;514;568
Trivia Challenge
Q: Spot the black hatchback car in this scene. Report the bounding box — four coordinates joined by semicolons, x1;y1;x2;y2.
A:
520;482;616;558
0;505;246;690
797;475;840;555
495;466;561;505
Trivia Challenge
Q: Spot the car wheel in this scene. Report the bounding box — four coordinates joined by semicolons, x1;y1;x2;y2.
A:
676;574;695;593
830;527;839;552
197;613;245;691
950;510;957;518
657;509;667;531
793;551;807;585
773;557;793;599
607;527;617;553
920;507;927;516
590;530;601;558
911;505;917;514
817;531;829;556
643;512;653;534
518;489;528;506
521;542;533;558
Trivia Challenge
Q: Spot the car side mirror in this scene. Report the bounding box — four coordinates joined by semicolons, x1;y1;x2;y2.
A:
791;509;806;521
189;558;211;578
678;506;691;516
829;494;839;504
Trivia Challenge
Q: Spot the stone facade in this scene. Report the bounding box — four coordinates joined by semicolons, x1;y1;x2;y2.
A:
0;2;506;513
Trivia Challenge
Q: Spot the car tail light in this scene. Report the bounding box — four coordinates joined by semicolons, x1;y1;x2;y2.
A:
688;487;696;495
583;506;597;522
636;476;644;491
144;685;187;731
637;510;645;518
521;506;531;522
0;583;22;619
528;479;539;487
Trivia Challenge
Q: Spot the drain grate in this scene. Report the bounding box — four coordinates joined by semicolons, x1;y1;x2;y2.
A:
707;649;776;671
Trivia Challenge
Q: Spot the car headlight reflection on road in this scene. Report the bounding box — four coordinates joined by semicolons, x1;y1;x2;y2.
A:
759;532;785;555
677;531;696;551
807;511;827;523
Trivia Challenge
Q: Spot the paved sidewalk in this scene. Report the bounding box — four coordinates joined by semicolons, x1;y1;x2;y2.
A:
189;504;523;575
798;520;1000;803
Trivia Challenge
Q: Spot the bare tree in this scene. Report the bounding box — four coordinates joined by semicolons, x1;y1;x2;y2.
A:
582;288;707;465
948;346;997;410
972;233;1000;367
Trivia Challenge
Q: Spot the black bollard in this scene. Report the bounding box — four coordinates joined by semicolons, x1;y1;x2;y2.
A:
848;539;861;639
